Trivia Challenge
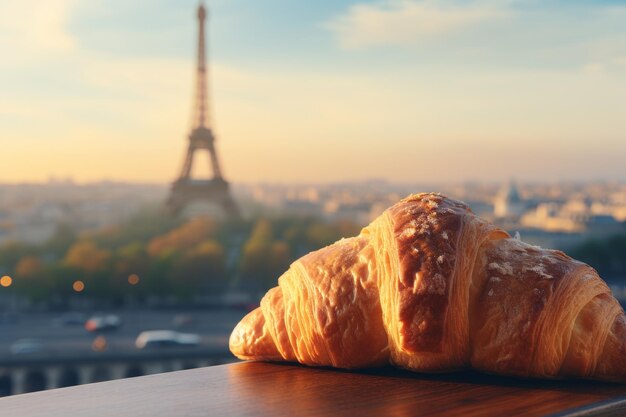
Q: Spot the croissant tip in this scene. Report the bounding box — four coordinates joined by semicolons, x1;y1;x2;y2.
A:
229;307;283;361
228;315;248;359
228;308;259;359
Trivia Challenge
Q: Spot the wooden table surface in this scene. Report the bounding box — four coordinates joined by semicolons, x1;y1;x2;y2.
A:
1;362;626;417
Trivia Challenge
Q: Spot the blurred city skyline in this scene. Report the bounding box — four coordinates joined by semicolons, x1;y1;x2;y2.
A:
1;0;625;184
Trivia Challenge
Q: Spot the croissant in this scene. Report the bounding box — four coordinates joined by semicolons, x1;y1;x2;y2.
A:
230;193;626;382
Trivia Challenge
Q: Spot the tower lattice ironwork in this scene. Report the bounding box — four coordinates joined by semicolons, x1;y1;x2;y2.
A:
167;3;240;218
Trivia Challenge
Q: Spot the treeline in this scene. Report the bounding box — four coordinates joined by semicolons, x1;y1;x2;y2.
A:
568;234;626;279
0;208;362;305
3;210;622;307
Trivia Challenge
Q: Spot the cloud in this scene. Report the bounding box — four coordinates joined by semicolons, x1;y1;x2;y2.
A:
0;0;77;56
327;0;509;49
582;62;605;74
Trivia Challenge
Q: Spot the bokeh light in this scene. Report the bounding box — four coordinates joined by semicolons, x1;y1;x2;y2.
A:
128;274;140;285
73;280;85;292
0;275;13;287
92;336;107;352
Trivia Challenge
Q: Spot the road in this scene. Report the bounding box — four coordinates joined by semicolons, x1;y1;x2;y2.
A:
0;309;249;360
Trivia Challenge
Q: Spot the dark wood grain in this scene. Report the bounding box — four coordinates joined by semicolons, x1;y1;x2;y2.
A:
1;362;626;417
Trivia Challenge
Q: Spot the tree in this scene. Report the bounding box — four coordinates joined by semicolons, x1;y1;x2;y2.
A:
61;240;114;299
109;242;151;298
148;217;217;257
64;241;112;273
170;240;226;299
305;222;341;248
267;241;290;287
12;255;49;302
240;219;273;283
0;242;36;271
569;233;626;277
89;207;179;250
145;252;175;297
239;219;292;291
15;255;44;278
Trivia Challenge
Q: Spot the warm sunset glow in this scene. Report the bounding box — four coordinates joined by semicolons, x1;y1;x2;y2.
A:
92;335;107;352
128;274;140;285
73;280;85;292
0;1;624;184
0;275;13;288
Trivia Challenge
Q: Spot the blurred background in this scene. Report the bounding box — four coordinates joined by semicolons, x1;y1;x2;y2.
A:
0;0;625;396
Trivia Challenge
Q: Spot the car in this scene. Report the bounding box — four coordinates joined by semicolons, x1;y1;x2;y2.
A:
172;314;194;327
85;314;121;332
10;339;44;355
135;330;200;349
55;312;86;326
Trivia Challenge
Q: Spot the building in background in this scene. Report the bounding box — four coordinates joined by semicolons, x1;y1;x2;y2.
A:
167;4;240;219
494;180;527;219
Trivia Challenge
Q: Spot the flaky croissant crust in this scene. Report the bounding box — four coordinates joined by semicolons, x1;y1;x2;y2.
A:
230;193;626;382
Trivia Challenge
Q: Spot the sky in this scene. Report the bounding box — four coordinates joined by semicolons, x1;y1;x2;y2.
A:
1;0;625;184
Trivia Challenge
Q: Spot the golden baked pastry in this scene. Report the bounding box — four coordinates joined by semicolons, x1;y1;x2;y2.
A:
230;193;626;382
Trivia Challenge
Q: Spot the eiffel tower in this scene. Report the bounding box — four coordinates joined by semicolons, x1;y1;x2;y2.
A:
167;3;240;218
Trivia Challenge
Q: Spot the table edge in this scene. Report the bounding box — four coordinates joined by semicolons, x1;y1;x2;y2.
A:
550;396;626;417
